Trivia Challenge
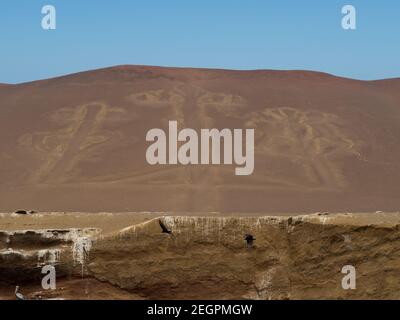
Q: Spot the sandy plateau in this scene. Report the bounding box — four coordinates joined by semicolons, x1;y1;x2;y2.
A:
1;211;400;300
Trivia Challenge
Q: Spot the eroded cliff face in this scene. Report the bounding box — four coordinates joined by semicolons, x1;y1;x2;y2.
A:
89;214;400;300
0;228;101;282
1;213;400;300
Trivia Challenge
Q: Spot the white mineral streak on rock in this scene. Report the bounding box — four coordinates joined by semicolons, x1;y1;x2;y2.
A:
72;237;92;265
0;228;100;274
73;237;88;261
1;247;62;266
72;237;93;276
0;248;52;266
119;219;154;236
163;216;177;230
119;225;136;234
163;216;286;232
243;268;277;300
256;268;276;300
0;248;29;258
158;216;288;244
1;228;101;242
37;249;61;266
116;216;293;241
116;214;347;244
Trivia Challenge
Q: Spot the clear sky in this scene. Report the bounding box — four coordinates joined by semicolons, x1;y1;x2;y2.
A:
0;0;399;83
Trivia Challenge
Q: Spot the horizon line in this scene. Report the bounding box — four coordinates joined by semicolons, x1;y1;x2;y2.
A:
2;64;400;85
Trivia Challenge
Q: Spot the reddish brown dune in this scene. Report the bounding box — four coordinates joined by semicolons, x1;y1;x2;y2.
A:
1;65;400;213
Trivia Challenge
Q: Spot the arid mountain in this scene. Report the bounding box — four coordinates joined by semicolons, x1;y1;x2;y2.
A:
1;65;400;213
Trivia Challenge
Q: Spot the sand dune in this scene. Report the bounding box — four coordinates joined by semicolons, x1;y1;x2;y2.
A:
1;65;400;213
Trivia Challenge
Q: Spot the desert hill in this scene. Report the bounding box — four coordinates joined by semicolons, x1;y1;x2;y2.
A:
1;65;400;213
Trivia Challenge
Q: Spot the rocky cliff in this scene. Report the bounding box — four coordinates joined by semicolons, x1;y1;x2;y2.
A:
89;214;400;299
1;212;399;300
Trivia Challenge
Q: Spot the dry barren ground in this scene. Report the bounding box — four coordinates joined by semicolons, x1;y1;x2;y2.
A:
2;66;400;213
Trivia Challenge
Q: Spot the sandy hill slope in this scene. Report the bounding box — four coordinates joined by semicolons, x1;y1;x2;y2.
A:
1;65;400;213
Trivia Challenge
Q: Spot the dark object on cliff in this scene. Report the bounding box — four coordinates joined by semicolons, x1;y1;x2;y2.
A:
245;234;256;248
15;286;25;300
14;210;36;215
14;210;29;215
159;219;172;234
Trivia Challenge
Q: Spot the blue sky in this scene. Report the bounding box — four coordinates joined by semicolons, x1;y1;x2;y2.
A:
0;0;399;83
